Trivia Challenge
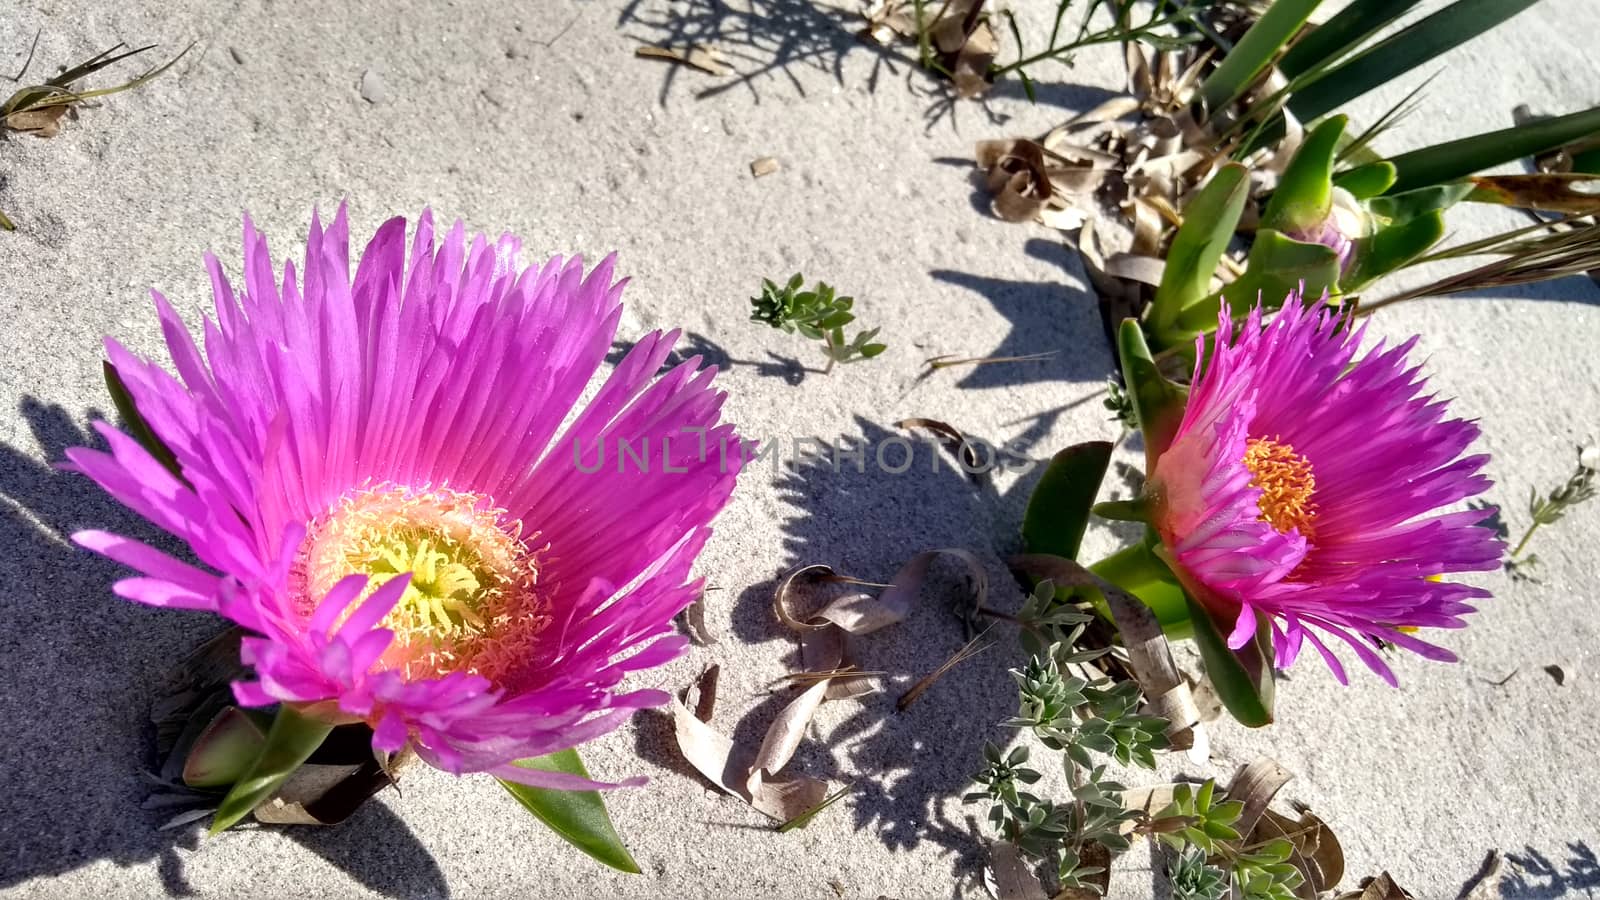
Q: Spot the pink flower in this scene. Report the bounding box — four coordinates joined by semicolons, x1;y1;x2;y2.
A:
68;206;742;788
1147;295;1502;684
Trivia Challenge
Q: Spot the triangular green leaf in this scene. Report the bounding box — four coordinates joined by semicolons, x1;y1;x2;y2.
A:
1186;595;1274;728
499;749;641;874
1118;320;1189;464
104;360;184;481
1022;441;1113;562
1332;161;1396;199
209;704;334;834
1343;210;1446;290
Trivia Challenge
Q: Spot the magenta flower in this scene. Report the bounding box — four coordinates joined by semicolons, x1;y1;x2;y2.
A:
1146;295;1502;685
68;206;742;788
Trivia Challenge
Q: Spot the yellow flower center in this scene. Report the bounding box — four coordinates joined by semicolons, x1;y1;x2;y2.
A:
1242;437;1318;537
292;485;550;684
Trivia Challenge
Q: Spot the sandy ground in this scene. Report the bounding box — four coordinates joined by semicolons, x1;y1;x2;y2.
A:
1;1;1598;898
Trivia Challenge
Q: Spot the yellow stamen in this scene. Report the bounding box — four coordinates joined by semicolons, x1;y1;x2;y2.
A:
291;485;550;685
1242;437;1318;537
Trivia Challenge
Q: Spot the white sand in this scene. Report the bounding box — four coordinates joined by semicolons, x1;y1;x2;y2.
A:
1;1;1598;897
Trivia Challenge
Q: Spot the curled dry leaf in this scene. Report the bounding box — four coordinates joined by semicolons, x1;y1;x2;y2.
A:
634;45;731;77
1333;872;1416;900
674;551;989;823
895;417;985;474
1468;173;1600;214
1225;758;1345;895
1008;554;1204;754
986;841;1049;900
975;138;1110;229
684;594;718;646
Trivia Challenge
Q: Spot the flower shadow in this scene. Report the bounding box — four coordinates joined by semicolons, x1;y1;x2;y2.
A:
0;398;445;899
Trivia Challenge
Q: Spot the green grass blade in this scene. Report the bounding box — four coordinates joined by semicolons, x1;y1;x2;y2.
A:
1287;0;1544;124
500;750;641;874
1277;0;1426;80
209;705;334;834
1197;0;1323;112
1383;104;1600;194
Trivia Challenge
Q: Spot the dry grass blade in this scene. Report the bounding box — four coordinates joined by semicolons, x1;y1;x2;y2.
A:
896;627;991;711
634;44;731;76
1363;221;1600;311
922;350;1057;372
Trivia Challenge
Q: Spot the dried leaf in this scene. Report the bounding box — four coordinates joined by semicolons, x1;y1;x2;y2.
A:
1226;757;1293;838
1467;173;1600;214
987;841;1048;900
1544;663;1568;685
750;156;780;178
1333;872;1415;900
684;594;718;646
635;45;731;77
895;418;984;472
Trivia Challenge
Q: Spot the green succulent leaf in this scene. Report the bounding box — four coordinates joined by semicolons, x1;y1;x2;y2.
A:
1185;595;1275;728
209;704;335;834
1367;182;1474;224
1332;161;1397;199
1022;442;1113;562
499;749;641;874
1148;164;1250;339
1261;115;1348;233
1178;231;1338;334
1343;210;1446;290
1118;320;1189;462
183;707;268;789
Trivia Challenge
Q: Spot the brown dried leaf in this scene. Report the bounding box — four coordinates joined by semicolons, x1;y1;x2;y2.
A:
1227;757;1293;838
685;594;718;646
4;103;67;136
1333;872;1415;900
635;44;731;76
1468;174;1600;214
987;841;1048;900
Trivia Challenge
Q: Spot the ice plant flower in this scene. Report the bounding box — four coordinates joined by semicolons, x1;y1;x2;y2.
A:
1145;294;1502;685
68;206;742;789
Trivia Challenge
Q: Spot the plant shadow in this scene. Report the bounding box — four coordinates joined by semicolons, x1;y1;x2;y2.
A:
724;414;1035;887
618;0;910;105
930;237;1114;392
1497;841;1600;899
0;398;445;899
608;330;814;385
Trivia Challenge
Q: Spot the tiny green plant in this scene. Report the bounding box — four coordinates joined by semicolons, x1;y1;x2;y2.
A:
1506;444;1598;580
1;36;193;231
967;581;1168;894
749;274;886;373
1156;781;1303;900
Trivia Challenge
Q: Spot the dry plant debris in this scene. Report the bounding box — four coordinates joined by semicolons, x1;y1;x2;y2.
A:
749;156;780;178
671;551;988;825
634;44;731;77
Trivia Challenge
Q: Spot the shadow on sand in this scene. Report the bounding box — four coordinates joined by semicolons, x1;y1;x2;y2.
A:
0;398;447;898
